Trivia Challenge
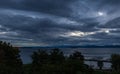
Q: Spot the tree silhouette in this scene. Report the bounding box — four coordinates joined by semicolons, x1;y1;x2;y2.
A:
97;61;103;70
31;49;90;74
111;54;120;71
31;50;49;65
69;51;84;62
0;41;23;74
68;51;86;73
49;48;65;64
31;50;49;74
31;49;65;74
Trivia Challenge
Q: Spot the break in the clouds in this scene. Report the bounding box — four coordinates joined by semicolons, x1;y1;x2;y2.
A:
0;0;120;46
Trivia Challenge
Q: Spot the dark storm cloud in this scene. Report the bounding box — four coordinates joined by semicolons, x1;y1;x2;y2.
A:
102;0;120;5
0;11;99;33
0;0;120;46
97;0;120;15
0;12;101;46
23;0;75;16
98;17;120;28
0;0;76;17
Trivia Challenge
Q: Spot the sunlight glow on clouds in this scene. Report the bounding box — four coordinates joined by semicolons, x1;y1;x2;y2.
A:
0;0;120;46
61;31;96;38
97;12;107;17
66;31;95;37
61;28;118;38
0;32;7;35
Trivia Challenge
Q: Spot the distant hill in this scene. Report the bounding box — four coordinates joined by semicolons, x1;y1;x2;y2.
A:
20;45;120;49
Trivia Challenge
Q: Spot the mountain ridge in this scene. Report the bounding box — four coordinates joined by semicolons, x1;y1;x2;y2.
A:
19;45;120;48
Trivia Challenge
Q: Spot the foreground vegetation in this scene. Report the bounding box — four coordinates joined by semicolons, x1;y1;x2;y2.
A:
1;41;120;74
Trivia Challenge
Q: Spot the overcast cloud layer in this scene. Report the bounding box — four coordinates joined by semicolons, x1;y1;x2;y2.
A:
0;0;120;46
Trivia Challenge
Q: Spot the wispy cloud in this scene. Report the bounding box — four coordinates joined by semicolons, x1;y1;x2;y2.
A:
0;0;120;46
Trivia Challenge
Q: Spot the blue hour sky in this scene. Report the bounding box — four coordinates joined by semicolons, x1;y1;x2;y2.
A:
0;0;120;46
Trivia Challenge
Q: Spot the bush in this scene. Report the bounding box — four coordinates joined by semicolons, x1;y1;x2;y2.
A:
111;54;120;71
0;41;23;74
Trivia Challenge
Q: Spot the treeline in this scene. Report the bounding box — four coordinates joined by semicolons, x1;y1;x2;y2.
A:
0;41;120;74
28;49;92;74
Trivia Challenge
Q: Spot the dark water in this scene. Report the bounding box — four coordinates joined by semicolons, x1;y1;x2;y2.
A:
20;47;120;69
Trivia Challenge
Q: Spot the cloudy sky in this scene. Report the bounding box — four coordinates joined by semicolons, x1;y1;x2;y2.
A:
0;0;120;47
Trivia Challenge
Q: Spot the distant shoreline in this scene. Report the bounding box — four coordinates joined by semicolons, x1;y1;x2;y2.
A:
19;45;120;48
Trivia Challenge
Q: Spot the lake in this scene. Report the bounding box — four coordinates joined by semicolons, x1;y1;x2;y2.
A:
20;47;120;69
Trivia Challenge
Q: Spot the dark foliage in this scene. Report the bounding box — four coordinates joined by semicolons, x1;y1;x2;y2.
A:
111;54;120;71
97;61;103;70
0;41;23;74
49;48;65;64
30;48;90;74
